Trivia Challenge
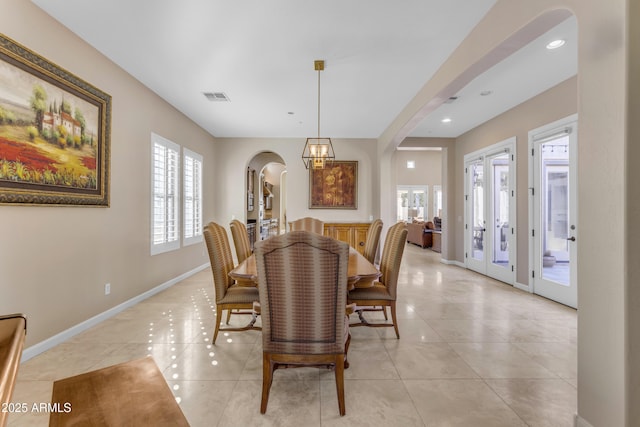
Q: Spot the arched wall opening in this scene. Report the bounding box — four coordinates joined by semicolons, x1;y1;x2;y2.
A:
246;151;286;241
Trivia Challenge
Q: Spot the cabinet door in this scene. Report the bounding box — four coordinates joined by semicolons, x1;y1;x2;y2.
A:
354;226;369;255
333;226;353;247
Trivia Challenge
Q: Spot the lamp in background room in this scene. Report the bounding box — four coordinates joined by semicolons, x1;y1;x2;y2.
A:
302;60;335;169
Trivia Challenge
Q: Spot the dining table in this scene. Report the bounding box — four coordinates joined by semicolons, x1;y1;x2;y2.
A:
229;246;380;290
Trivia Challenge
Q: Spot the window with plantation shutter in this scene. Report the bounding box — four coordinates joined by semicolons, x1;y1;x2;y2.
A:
151;133;180;255
183;148;203;246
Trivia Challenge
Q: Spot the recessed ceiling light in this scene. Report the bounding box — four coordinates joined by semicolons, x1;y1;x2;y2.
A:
287;112;294;115
407;160;415;169
441;118;452;123
480;90;493;96
546;39;566;50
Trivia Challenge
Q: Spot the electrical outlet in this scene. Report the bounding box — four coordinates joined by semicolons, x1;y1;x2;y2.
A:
104;283;111;295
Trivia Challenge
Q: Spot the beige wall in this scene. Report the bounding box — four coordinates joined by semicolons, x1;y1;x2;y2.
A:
395;150;442;188
627;0;639;422
212;138;379;226
455;76;577;285
0;0;215;346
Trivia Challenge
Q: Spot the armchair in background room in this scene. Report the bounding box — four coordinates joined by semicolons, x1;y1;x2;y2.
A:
406;220;434;248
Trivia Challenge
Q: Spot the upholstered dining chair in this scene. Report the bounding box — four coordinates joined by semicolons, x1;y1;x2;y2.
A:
229;219;252;263
362;218;383;265
289;217;324;235
347;221;408;339
254;231;350;416
203;221;260;344
361;218;385;318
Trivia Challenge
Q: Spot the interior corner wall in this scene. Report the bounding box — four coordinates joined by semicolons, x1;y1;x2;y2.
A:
627;0;640;422
212;138;378;227
453;76;577;285
0;0;216;347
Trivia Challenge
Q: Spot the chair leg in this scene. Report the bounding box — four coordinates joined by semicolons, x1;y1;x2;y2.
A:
344;332;351;369
390;302;400;339
381;306;388;320
212;307;223;344
261;353;274;414
335;354;346;416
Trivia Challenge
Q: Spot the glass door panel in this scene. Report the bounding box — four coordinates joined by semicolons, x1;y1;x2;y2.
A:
541;143;570;286
433;185;442;219
470;160;485;262
412;189;427;220
490;153;510;269
397;186;428;222
397;189;408;221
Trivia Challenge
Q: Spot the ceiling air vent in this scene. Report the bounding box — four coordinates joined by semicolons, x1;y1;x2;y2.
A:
444;96;458;104
203;92;230;102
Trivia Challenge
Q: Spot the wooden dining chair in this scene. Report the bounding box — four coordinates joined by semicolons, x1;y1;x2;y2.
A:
254;231;350;416
361;218;386;318
203;221;260;344
362;218;383;265
229;219;252;263
347;221;408;338
289;217;324;235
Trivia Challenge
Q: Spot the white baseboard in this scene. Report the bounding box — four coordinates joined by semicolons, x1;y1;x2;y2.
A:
21;263;209;362
514;281;530;292
574;414;594;427
440;258;465;268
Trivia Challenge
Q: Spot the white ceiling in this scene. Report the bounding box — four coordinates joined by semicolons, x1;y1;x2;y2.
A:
31;0;576;140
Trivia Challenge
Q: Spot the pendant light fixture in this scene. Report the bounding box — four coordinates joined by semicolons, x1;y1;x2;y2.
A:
302;60;335;169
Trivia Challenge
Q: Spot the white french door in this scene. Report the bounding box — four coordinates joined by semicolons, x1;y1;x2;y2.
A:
529;116;577;308
397;186;428;222
464;138;516;285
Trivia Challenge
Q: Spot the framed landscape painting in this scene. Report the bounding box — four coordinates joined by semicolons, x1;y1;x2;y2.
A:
0;34;111;206
309;161;357;209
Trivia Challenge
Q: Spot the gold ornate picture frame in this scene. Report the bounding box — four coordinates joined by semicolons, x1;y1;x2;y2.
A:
0;34;111;206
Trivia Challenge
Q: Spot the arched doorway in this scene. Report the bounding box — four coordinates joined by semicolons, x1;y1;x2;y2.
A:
246;151;286;246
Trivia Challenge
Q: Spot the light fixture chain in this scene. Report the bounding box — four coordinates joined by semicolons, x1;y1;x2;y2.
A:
317;66;321;139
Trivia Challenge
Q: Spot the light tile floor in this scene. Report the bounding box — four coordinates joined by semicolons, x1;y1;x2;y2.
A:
8;244;577;426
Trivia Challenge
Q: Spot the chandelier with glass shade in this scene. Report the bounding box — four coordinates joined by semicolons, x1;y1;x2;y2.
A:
302;60;335;169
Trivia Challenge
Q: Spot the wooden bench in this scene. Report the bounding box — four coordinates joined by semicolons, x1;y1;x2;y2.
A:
0;313;27;427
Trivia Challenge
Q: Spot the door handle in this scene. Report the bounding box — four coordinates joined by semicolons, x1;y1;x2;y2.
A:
567;236;576;242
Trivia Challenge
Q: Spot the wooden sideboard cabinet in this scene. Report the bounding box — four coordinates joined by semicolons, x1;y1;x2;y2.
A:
323;222;370;255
